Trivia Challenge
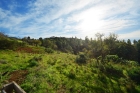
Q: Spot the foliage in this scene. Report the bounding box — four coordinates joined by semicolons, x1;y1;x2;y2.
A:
76;53;88;64
28;56;42;67
127;67;140;84
0;39;24;50
28;60;38;67
105;64;124;77
116;42;137;61
105;55;119;62
45;48;54;53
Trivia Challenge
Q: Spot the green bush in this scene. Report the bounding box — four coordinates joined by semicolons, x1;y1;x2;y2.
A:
127;68;140;84
67;71;76;79
29;60;38;67
105;64;124;77
33;56;42;61
28;56;41;67
76;53;88;64
29;56;42;67
105;55;119;62
45;48;54;53
128;61;139;66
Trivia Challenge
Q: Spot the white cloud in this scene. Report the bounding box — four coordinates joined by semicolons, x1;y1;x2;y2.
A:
0;0;140;39
27;0;96;24
67;0;140;38
118;30;140;40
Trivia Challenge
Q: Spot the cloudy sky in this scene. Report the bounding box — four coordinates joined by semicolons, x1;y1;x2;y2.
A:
0;0;140;40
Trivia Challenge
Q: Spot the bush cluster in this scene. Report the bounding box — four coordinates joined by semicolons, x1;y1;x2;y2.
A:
105;55;119;62
127;68;140;84
45;48;54;53
76;53;88;64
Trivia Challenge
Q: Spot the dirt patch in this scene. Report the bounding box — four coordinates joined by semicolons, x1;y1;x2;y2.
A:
8;70;28;85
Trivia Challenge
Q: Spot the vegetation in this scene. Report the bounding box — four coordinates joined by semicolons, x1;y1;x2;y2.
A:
0;32;140;93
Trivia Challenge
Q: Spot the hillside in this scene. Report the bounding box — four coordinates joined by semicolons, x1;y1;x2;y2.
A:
0;33;140;92
0;50;140;93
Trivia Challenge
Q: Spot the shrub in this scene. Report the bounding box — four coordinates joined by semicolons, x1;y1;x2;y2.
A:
33;56;42;61
105;64;124;77
105;55;119;62
128;61;139;66
68;72;76;79
76;53;88;64
29;60;38;67
127;68;140;84
45;48;54;53
28;56;42;67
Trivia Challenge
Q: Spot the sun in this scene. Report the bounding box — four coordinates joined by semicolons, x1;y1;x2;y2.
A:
73;7;106;38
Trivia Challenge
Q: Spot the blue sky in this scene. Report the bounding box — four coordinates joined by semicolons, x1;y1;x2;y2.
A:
0;0;140;40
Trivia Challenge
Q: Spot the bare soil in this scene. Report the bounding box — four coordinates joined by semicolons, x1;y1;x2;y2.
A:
8;70;28;85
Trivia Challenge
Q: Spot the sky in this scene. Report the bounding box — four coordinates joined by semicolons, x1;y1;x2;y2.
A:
0;0;140;40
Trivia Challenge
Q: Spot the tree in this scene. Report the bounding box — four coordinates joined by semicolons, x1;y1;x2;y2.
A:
136;40;140;63
43;39;54;48
34;39;42;46
91;33;105;63
39;37;43;46
133;39;137;45
83;36;90;50
133;39;137;49
27;36;30;40
127;39;131;45
104;33;118;55
116;42;137;61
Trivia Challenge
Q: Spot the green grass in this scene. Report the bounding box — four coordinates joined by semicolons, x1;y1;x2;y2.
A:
0;50;140;93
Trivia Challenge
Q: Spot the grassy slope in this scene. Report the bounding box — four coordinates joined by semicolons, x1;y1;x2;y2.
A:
0;50;140;93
